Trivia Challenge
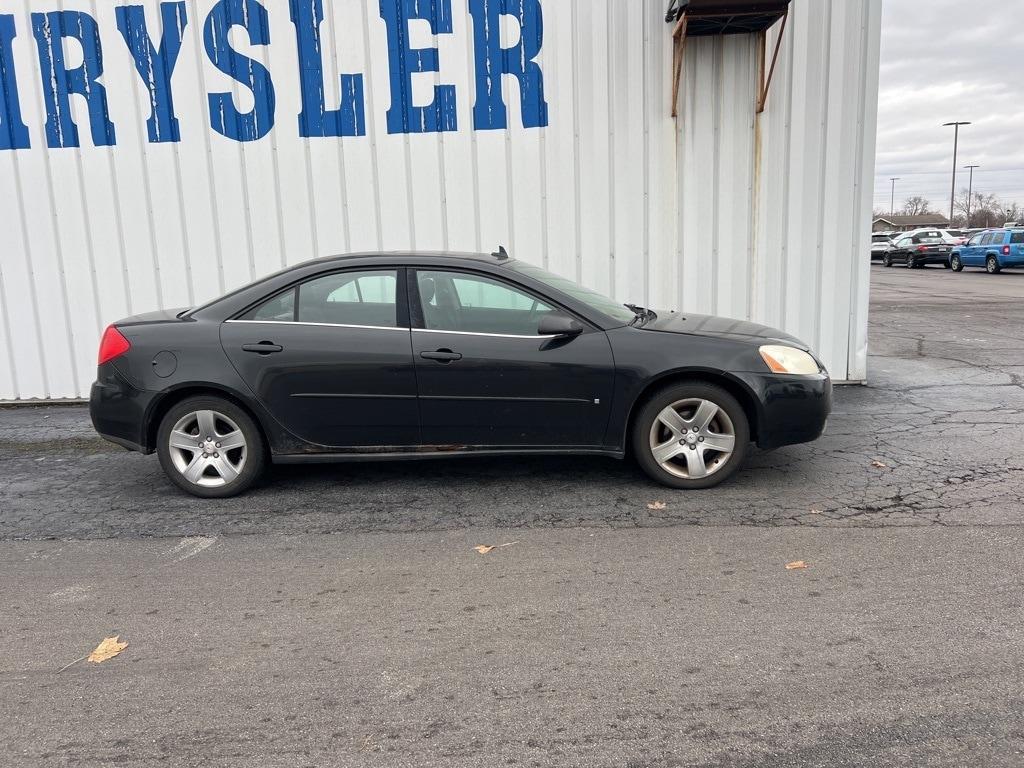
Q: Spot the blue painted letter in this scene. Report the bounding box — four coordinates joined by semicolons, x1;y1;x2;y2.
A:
289;0;364;137
203;0;275;142
0;15;30;150
378;0;456;134
116;2;188;144
469;0;548;130
30;11;117;148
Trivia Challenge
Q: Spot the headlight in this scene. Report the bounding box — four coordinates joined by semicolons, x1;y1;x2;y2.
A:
759;345;820;375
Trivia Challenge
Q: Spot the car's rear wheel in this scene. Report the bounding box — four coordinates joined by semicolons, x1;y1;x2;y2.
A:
951;255;963;272
987;255;1001;274
632;382;750;490
156;396;265;498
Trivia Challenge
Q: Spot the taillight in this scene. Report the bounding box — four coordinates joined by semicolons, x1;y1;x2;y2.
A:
98;325;131;365
1003;245;1011;255
917;245;929;252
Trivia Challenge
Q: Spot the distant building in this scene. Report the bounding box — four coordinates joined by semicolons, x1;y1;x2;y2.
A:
873;214;951;232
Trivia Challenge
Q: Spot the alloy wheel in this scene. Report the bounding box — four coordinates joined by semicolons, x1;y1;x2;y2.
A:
167;410;247;488
648;398;736;480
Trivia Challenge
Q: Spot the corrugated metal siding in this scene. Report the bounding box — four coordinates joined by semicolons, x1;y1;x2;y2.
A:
0;0;880;400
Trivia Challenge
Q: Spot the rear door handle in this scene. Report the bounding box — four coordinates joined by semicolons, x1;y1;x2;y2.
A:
242;342;283;355
420;349;462;363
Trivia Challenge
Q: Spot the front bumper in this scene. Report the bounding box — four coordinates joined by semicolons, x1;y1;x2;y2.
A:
90;363;157;453
735;372;832;450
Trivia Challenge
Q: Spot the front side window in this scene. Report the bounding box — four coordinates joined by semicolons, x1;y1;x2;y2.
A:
417;271;555;335
968;234;985;246
980;234;993;245
298;270;399;327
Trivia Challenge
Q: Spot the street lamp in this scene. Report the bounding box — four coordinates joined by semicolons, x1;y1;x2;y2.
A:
889;177;900;216
964;165;980;227
943;121;971;227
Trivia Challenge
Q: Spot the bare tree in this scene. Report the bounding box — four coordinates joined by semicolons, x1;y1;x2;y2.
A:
900;196;934;216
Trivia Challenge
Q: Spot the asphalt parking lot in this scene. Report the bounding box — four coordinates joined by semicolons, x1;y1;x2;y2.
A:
2;265;1023;766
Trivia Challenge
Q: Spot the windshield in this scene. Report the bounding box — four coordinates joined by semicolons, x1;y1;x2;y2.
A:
508;262;638;324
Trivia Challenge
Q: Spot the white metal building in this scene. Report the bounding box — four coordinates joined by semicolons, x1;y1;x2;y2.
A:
0;0;881;400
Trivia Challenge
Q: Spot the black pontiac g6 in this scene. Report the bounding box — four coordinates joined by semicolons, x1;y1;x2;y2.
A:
90;251;832;497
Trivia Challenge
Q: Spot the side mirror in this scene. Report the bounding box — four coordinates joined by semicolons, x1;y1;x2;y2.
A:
538;314;584;337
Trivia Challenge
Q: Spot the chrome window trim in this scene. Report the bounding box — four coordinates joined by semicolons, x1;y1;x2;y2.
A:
225;320;408;332
412;327;559;340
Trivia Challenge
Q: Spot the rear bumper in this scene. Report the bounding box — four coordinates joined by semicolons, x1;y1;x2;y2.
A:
89;364;156;453
736;372;833;450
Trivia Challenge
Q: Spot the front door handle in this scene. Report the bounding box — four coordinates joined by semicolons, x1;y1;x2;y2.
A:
242;342;283;355
420;349;462;363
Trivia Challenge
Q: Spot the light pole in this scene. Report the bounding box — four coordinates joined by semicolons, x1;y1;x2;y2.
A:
889;177;900;216
943;121;971;227
964;165;979;227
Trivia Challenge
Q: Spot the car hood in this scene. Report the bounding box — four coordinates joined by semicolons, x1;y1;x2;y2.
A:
639;312;809;350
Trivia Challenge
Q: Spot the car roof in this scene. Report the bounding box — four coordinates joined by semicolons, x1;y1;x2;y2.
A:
292;250;510;270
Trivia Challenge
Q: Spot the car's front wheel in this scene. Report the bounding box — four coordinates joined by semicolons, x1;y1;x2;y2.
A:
882;253;892;268
156;396;266;498
951;255;963;272
632;382;750;490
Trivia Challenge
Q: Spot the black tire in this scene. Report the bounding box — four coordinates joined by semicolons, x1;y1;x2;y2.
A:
986;255;1001;274
951;255;963;272
882;253;892;268
156;396;266;498
905;255;915;269
632;382;750;490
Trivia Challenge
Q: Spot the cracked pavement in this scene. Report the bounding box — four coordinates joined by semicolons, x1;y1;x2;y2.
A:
2;266;1023;767
1;267;1023;538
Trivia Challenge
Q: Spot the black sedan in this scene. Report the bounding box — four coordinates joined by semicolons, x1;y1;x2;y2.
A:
90;251;832;497
882;231;952;268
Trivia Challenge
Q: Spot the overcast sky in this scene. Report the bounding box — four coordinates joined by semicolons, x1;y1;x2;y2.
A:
873;0;1024;215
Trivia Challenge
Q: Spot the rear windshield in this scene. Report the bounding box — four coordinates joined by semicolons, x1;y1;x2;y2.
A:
872;235;890;242
914;236;943;244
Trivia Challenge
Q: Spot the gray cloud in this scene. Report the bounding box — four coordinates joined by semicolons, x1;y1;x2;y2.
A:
873;0;1024;214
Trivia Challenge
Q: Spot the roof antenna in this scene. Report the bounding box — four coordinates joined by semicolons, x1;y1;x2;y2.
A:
492;245;509;261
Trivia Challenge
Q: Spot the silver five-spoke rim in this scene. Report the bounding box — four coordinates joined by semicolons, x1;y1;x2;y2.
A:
649;398;736;480
168;410;247;488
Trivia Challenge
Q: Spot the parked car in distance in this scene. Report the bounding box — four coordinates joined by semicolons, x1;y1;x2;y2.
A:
882;230;953;268
870;233;894;261
90;251;832;497
941;229;968;245
950;228;1024;273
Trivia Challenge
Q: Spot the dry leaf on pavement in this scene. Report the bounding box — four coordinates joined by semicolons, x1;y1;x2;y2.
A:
785;561;809;570
87;636;128;663
647;501;667;510
871;460;888;469
810;509;823;515
474;542;518;555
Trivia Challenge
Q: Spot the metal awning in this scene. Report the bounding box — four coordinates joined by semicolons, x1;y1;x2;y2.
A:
667;0;791;118
665;0;791;35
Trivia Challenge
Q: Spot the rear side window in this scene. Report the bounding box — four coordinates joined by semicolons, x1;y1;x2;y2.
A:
1011;232;1024;244
298;270;399;327
240;289;295;322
